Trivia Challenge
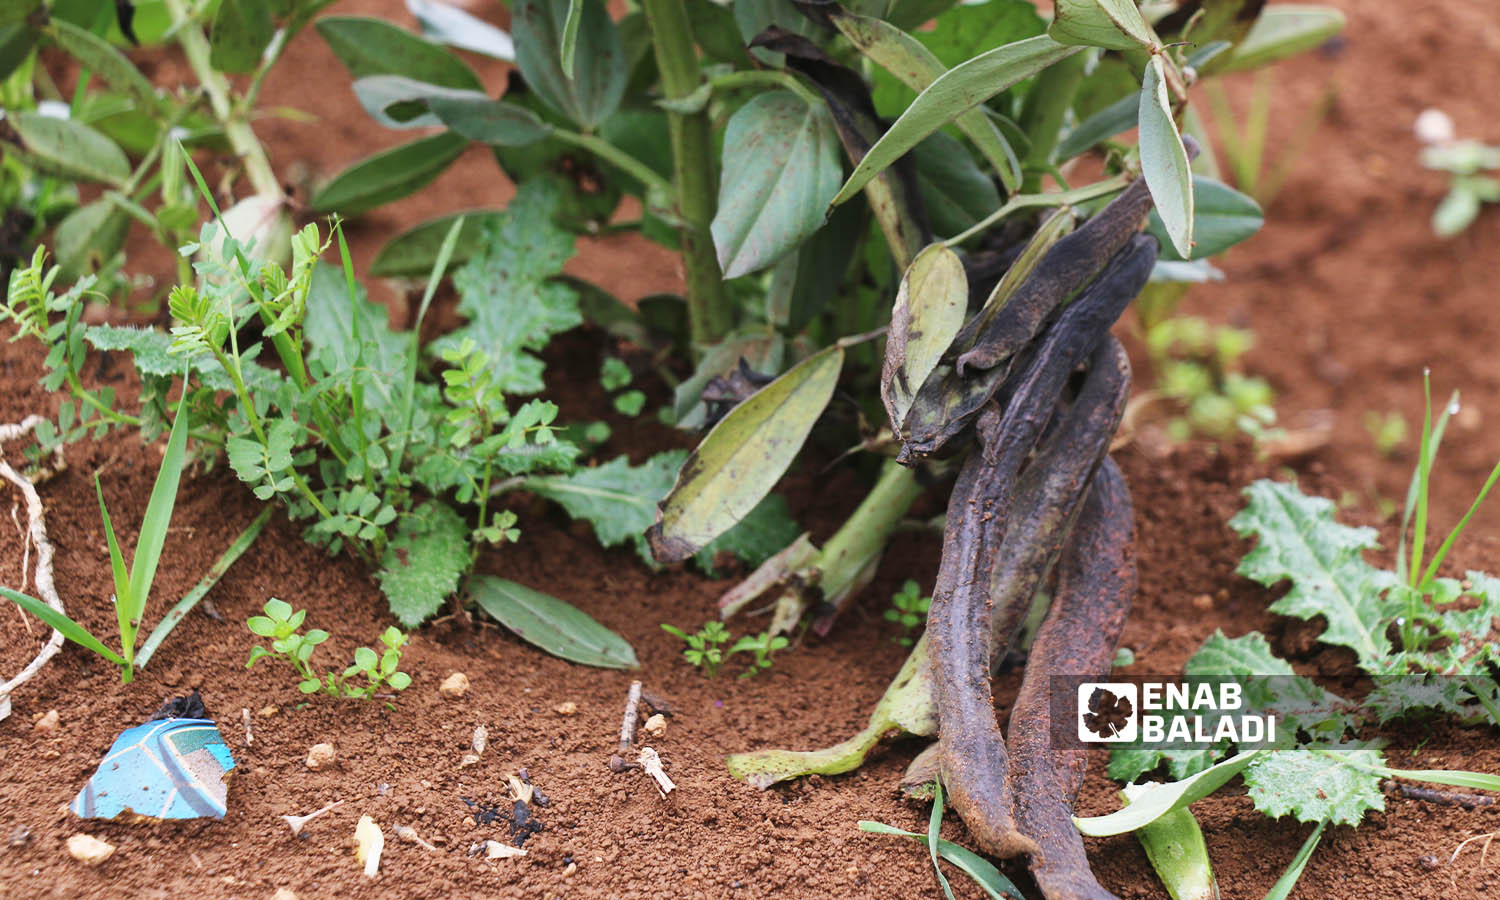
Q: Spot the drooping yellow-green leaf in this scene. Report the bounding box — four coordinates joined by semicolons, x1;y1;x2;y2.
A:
830;36;1078;208
5;111;129;186
1049;0;1156;51
649;346;844;563
1138;55;1194;258
881;244;967;433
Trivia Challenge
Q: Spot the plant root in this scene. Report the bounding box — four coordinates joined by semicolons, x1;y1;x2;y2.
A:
1007;457;1135;900
0;416;67;722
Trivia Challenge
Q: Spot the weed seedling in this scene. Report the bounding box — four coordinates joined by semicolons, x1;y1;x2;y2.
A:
729;630;790;678
661;621;733;677
884;579;932;647
246;598;413;700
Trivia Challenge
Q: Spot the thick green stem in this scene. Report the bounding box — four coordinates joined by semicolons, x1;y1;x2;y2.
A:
640;0;730;346
1018;51;1087;192
163;0;279;197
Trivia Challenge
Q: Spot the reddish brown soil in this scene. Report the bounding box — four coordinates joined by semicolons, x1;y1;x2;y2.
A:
4;1;1500;898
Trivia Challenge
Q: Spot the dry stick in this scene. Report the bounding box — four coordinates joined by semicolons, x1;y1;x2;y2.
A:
609;680;644;772
0;417;66;722
988;338;1131;666
1384;779;1496;809
1007;457;1135;900
929;237;1156;860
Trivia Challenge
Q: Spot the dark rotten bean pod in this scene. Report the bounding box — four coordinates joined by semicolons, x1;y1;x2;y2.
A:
1008;456;1136;900
900;232;1158;463
953;176;1155;375
988;337;1131;664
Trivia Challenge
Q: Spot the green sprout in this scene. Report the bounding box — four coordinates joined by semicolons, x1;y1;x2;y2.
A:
1362;410;1409;458
884;579;932;647
661;621;733;677
246;598;413;700
729;629;790;678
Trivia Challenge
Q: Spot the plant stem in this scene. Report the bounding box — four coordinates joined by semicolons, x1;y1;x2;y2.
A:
162;0;280;198
707;70;820;107
640;0;730;346
941;174;1131;249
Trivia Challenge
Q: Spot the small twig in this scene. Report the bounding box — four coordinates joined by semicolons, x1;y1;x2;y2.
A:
1450;830;1498;886
0;416;67;722
1385;779;1496;809
638;747;675;797
609;680;643;772
394;824;437;852
241;708;253;746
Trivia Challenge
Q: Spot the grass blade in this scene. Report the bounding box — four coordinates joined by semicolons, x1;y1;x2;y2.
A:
95;475;132;649
929;780;955;900
136;505;273;670
1262;819;1326;900
0;588;124;665
1420;456;1500;587
857;820;1025;900
123;386;191;661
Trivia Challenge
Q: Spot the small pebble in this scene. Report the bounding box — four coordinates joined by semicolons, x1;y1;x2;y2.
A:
259;706;278;718
305;743;337;769
66;833;115;866
563;862;578;877
440;672;470;700
32;710;59;734
554;701;577;716
644;714;667;737
1419;854;1440;871
271;890;298;900
1191;594;1214;611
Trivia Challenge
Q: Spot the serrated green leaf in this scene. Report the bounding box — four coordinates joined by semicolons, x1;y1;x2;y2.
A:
1230;479;1401;672
693;493;801;576
469;575;637;668
526;450;686;563
83;325;285;395
711;91;843;279
316;16;484;89
1244;743;1385;826
303;262;407;407
376;501;472;627
433;179;582;394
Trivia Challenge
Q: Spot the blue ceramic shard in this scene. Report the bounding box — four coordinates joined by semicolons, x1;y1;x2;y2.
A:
71;717;235;820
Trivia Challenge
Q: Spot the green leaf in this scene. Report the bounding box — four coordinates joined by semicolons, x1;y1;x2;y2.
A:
512;0;625;128
123;390;190;652
376;501;471;627
559;0;582;76
303;263;408;406
1261;819;1327;900
1222;5;1346;73
0;588;124;666
856;820;1026;900
209;0;274;73
526;450;686;563
1139;55;1194;259
469;575;638;668
434;179;581;394
83;325;283;395
649;346;844;563
910;131;1002;237
834;9;1028;190
1148;175;1262;261
310;132;468;217
407;0;515;60
53;198;130;280
881;243;967;432
1244;743;1385;826
1057;91;1137;161
316;16;484;89
693;493;802;576
427;94;552;146
371;211;500;278
6;111;129;186
1075;749;1262;837
1124;786;1218;900
1048;0;1156;51
0;22;39;83
711;91;843;279
48;20;160;111
1230;479;1401;672
830;37;1078;208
